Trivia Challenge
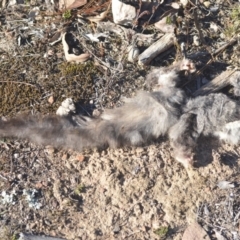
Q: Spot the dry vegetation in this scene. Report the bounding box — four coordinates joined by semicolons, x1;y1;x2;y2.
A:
0;0;240;239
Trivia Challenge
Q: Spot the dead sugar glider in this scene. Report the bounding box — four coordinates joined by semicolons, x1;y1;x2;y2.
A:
0;59;195;161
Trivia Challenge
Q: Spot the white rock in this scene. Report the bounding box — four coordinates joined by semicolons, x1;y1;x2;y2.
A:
193;35;200;46
210;22;219;32
8;0;17;6
112;0;136;25
217;181;235;189
127;45;139;62
180;0;188;7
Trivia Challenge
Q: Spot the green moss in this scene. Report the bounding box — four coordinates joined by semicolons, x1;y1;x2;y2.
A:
166;16;172;24
0;54;103;117
11;234;17;240
231;5;240;20
62;10;72;20
59;61;98;77
153;226;169;238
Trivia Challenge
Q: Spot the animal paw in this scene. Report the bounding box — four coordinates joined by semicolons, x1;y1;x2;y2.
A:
179;59;196;73
56;98;76;116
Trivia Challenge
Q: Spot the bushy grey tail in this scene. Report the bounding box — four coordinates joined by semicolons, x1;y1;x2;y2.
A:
0;115;117;151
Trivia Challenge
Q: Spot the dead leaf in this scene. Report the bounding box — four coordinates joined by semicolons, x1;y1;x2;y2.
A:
85;2;111;23
59;0;87;10
182;222;211;240
62;32;90;63
86;33;109;42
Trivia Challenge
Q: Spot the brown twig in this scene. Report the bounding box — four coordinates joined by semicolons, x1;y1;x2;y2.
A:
193;69;237;96
0;80;37;87
195;35;237;76
183;35;238;88
194;9;207;46
78;0;110;15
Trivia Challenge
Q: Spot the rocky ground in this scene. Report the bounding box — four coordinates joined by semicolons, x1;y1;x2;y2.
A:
0;0;240;239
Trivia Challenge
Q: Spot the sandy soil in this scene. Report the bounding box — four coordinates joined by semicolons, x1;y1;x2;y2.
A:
0;1;240;239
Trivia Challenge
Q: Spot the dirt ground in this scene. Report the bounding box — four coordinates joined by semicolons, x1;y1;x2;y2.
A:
0;1;240;239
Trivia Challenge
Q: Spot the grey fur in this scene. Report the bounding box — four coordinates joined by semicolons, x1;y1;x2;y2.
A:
2;59;240;169
169;93;240;167
0;60;191;152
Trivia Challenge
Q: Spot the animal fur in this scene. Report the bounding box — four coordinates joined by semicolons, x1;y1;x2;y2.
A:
169;93;240;168
2;58;240;169
0;59;194;153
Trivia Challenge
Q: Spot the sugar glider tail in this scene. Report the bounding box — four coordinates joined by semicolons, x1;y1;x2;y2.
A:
0;115;116;151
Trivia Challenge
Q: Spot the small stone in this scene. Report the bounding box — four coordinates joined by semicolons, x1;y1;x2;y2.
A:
136;147;144;153
113;223;120;234
61;153;69;161
112;0;136;25
77;155;85;162
193;35;200;46
128;45;140;62
48;96;54;104
180;0;188;7
47;49;54;56
35;182;43;189
217;181;235;189
45;146;55;155
203;1;211;8
134;203;142;216
13;153;19;158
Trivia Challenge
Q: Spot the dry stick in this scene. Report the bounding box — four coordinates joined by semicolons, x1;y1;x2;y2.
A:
193;69;237;96
194;9;207;47
197;216;226;231
0;80;36;87
0;174;7;181
213;36;238;56
138;33;176;65
19;233;66;240
141;1;163;33
183;35;238;91
194;36;238;77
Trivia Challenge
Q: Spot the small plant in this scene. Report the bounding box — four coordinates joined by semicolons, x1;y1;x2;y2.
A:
63;10;72;20
11;234;17;240
153;226;169;239
59;61;99;76
166;16;172;24
224;5;240;38
74;184;85;195
231;5;240;20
